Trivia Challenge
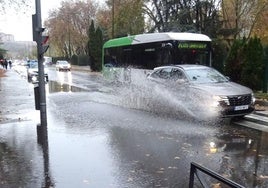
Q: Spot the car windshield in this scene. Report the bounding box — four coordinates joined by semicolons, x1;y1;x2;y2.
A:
184;67;229;84
28;61;38;68
59;61;68;65
28;61;48;69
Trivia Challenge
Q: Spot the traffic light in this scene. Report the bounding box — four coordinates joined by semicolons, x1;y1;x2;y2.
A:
32;15;50;56
41;35;49;55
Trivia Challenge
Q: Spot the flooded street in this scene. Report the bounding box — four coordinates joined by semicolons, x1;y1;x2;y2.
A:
1;68;268;187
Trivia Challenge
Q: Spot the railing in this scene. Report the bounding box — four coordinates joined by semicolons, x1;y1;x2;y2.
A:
189;162;245;188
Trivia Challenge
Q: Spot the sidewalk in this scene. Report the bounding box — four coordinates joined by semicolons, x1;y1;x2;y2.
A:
0;68;39;125
0;68;53;187
66;65;91;72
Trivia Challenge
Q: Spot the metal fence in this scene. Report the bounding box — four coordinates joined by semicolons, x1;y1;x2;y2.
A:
189;162;245;188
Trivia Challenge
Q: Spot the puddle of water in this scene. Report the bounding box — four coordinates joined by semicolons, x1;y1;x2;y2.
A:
47;81;87;93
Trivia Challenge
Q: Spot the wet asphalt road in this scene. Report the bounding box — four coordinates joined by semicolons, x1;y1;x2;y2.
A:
1;67;268;187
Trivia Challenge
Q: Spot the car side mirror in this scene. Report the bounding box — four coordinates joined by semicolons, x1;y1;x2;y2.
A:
176;78;186;84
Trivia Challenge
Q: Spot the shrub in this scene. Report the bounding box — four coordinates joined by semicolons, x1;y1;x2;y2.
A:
224;37;264;91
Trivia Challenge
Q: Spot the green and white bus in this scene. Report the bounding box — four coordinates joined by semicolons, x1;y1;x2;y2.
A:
102;32;212;82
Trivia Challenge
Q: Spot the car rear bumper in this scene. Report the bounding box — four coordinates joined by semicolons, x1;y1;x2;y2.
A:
59;68;71;71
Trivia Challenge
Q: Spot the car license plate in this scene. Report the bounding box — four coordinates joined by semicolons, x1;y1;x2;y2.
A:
234;105;249;111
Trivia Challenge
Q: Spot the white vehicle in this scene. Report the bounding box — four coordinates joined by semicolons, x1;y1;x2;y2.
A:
44;56;52;65
55;60;71;71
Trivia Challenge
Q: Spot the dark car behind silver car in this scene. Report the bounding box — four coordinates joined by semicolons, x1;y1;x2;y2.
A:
27;60;49;83
147;64;255;118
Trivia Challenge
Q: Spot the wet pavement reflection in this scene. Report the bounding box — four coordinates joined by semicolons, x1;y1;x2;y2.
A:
47;81;87;93
0;122;46;187
107;124;268;187
2;118;268;187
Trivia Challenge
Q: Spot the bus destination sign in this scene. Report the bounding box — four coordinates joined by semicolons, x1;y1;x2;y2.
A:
178;43;207;49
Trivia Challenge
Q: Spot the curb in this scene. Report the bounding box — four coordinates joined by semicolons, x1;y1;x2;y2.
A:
254;110;268;117
71;65;91;72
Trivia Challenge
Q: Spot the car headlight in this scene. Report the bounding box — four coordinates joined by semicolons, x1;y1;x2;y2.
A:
211;95;229;107
211;96;221;107
32;76;38;82
251;93;256;104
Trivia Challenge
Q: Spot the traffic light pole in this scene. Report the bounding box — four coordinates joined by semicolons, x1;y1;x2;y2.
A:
34;0;47;127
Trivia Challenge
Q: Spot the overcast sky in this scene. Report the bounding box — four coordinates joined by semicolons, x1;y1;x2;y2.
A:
0;0;75;41
1;0;105;41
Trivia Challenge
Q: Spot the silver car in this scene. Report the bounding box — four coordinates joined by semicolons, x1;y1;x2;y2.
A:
147;64;255;118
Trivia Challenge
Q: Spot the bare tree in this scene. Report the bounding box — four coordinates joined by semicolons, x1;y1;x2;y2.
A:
143;0;221;37
44;0;99;58
252;4;268;45
100;0;145;38
221;0;268;45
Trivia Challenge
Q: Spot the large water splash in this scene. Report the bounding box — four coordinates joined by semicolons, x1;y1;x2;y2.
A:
115;73;220;122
